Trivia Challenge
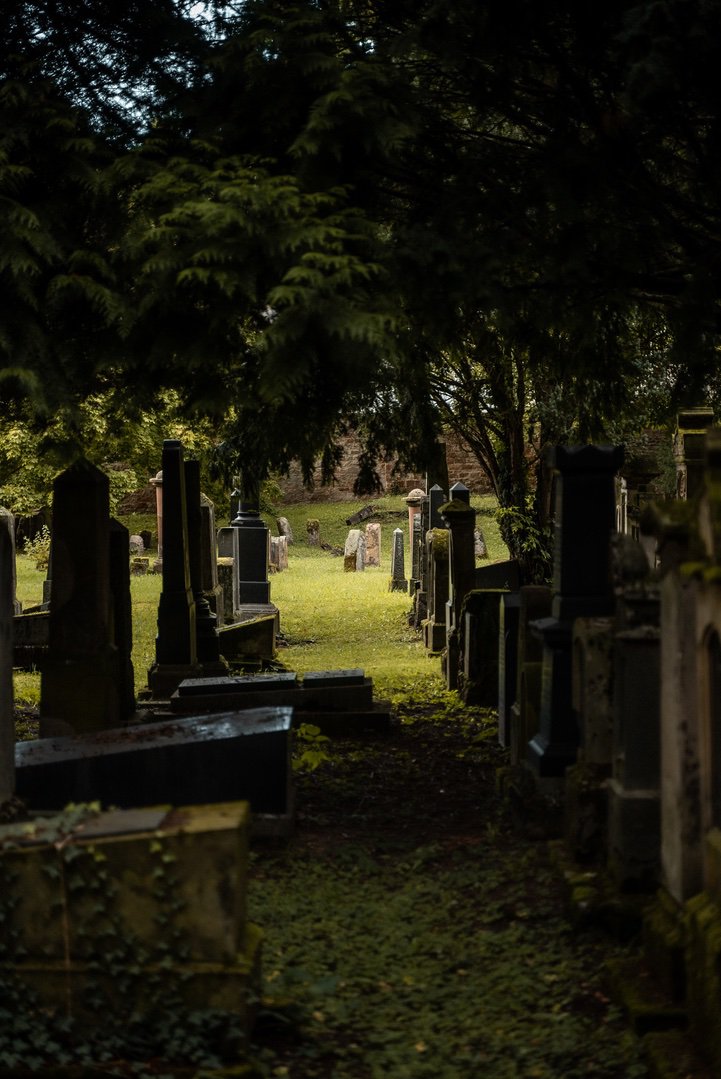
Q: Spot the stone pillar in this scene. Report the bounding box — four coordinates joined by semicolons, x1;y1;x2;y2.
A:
40;459;119;735
422;528;449;652
428;484;446;530
528;444;623;778
148;440;199;697
356;532;366;571
674;407;714;500
510;586;552;766
498;592;521;747
276;517;293;544
388;529;407;592
365;523;381;566
109;518;136;721
307;518;320;547
405;488;425;591
0;507;21;615
150;469;163;573
185;461;223;667
0;519;14;805
441;494;476;691
231;477;278;628
200;496;224;627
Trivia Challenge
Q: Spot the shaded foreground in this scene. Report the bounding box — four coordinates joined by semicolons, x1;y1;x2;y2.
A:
249;699;649;1078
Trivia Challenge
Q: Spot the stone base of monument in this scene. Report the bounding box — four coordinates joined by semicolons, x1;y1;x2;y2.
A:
14;708;293;830
147;660;204;699
219;611;277;662
168;669;393;735
0;802;261;1035
607;779;661;891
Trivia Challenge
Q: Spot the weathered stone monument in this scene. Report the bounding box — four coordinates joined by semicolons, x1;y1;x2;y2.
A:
41;459;133;735
1;519;14;807
0;506;21;615
276;516;293;544
365;522;381;566
388;528;407;592
147;441;201;697
527;445;623;778
440;488;476;690
422;527;449;652
200;494;224;627
307;518;320;547
344;529;362;572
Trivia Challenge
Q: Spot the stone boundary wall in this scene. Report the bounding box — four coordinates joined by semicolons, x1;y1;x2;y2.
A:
276;431;493;503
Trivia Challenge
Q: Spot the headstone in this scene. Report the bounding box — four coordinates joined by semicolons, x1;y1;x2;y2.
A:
346;504;376;526
185;459;222;666
364;523;381;566
269;536;280;572
0;506;21;615
344;529;361;572
147;441;200;698
356;532;366;572
509;586;552;766
129;534;144;555
200;495;224;627
440;495;476;690
422;528;449;652
1;520;14;805
217;526;234;558
276;517;293;544
410;511;422;591
307;518;320;547
40;460;121;735
217;557;235;625
149;469;163;573
139;529;152;550
674;407;714;500
388;528;408;592
109;518;136;721
474;528;487;559
527;444;623;778
231;478;272;611
130;557;149;575
458;589;504;706
498;592;521;746
428;484;446;531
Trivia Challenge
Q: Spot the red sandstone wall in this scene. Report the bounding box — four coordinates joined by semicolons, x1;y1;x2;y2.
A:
276;431;493;503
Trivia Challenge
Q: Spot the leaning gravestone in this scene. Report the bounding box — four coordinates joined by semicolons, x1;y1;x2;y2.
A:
276;517;293;544
344;529;361;572
1;521;14;806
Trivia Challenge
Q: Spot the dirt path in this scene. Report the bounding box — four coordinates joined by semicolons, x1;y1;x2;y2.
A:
248;703;650;1078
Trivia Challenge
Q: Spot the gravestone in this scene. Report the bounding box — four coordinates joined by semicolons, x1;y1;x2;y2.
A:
498;592;521;747
129;534;144;555
388;528;408;592
441;494;476;690
674;407;714;500
428;484;446;530
0;506;21;614
147;440;200;698
185;460;222;667
1;520;14;806
149;469;163;573
231;478;272;614
344;529;361;572
406;489;425;590
307;518;320;547
510;586;552;766
474;528;487;560
276;517;293;544
217;526;235;558
365;523;381;566
269;536;280;572
422;528;449;652
527;445;623;778
40;460;123;735
458;589;504;706
200;495;224;628
356;531;366;571
109;518;136;721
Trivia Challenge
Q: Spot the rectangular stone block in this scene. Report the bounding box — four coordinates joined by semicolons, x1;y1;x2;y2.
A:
15;708;293;816
302;669;365;688
0;802;251;965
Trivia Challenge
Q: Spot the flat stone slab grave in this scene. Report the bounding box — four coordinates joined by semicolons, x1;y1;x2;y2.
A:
170;668;377;716
14;707;293;817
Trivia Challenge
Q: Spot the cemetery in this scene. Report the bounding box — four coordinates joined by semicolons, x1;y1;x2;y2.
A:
0;417;720;1077
6;6;721;1077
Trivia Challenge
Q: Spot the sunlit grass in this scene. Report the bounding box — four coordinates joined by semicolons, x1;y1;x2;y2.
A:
12;494;508;707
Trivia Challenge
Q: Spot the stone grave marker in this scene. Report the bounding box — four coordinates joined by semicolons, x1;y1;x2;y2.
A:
307;518;320;547
365;522;381;566
388;528;408;592
344;529;361;572
422;528;449;652
200;494;224;627
276;516;293;544
40;459;125;736
441;494;476;690
0;506;21;614
1;519;14;806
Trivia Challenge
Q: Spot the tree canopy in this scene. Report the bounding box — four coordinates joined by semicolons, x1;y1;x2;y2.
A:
3;0;721;537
